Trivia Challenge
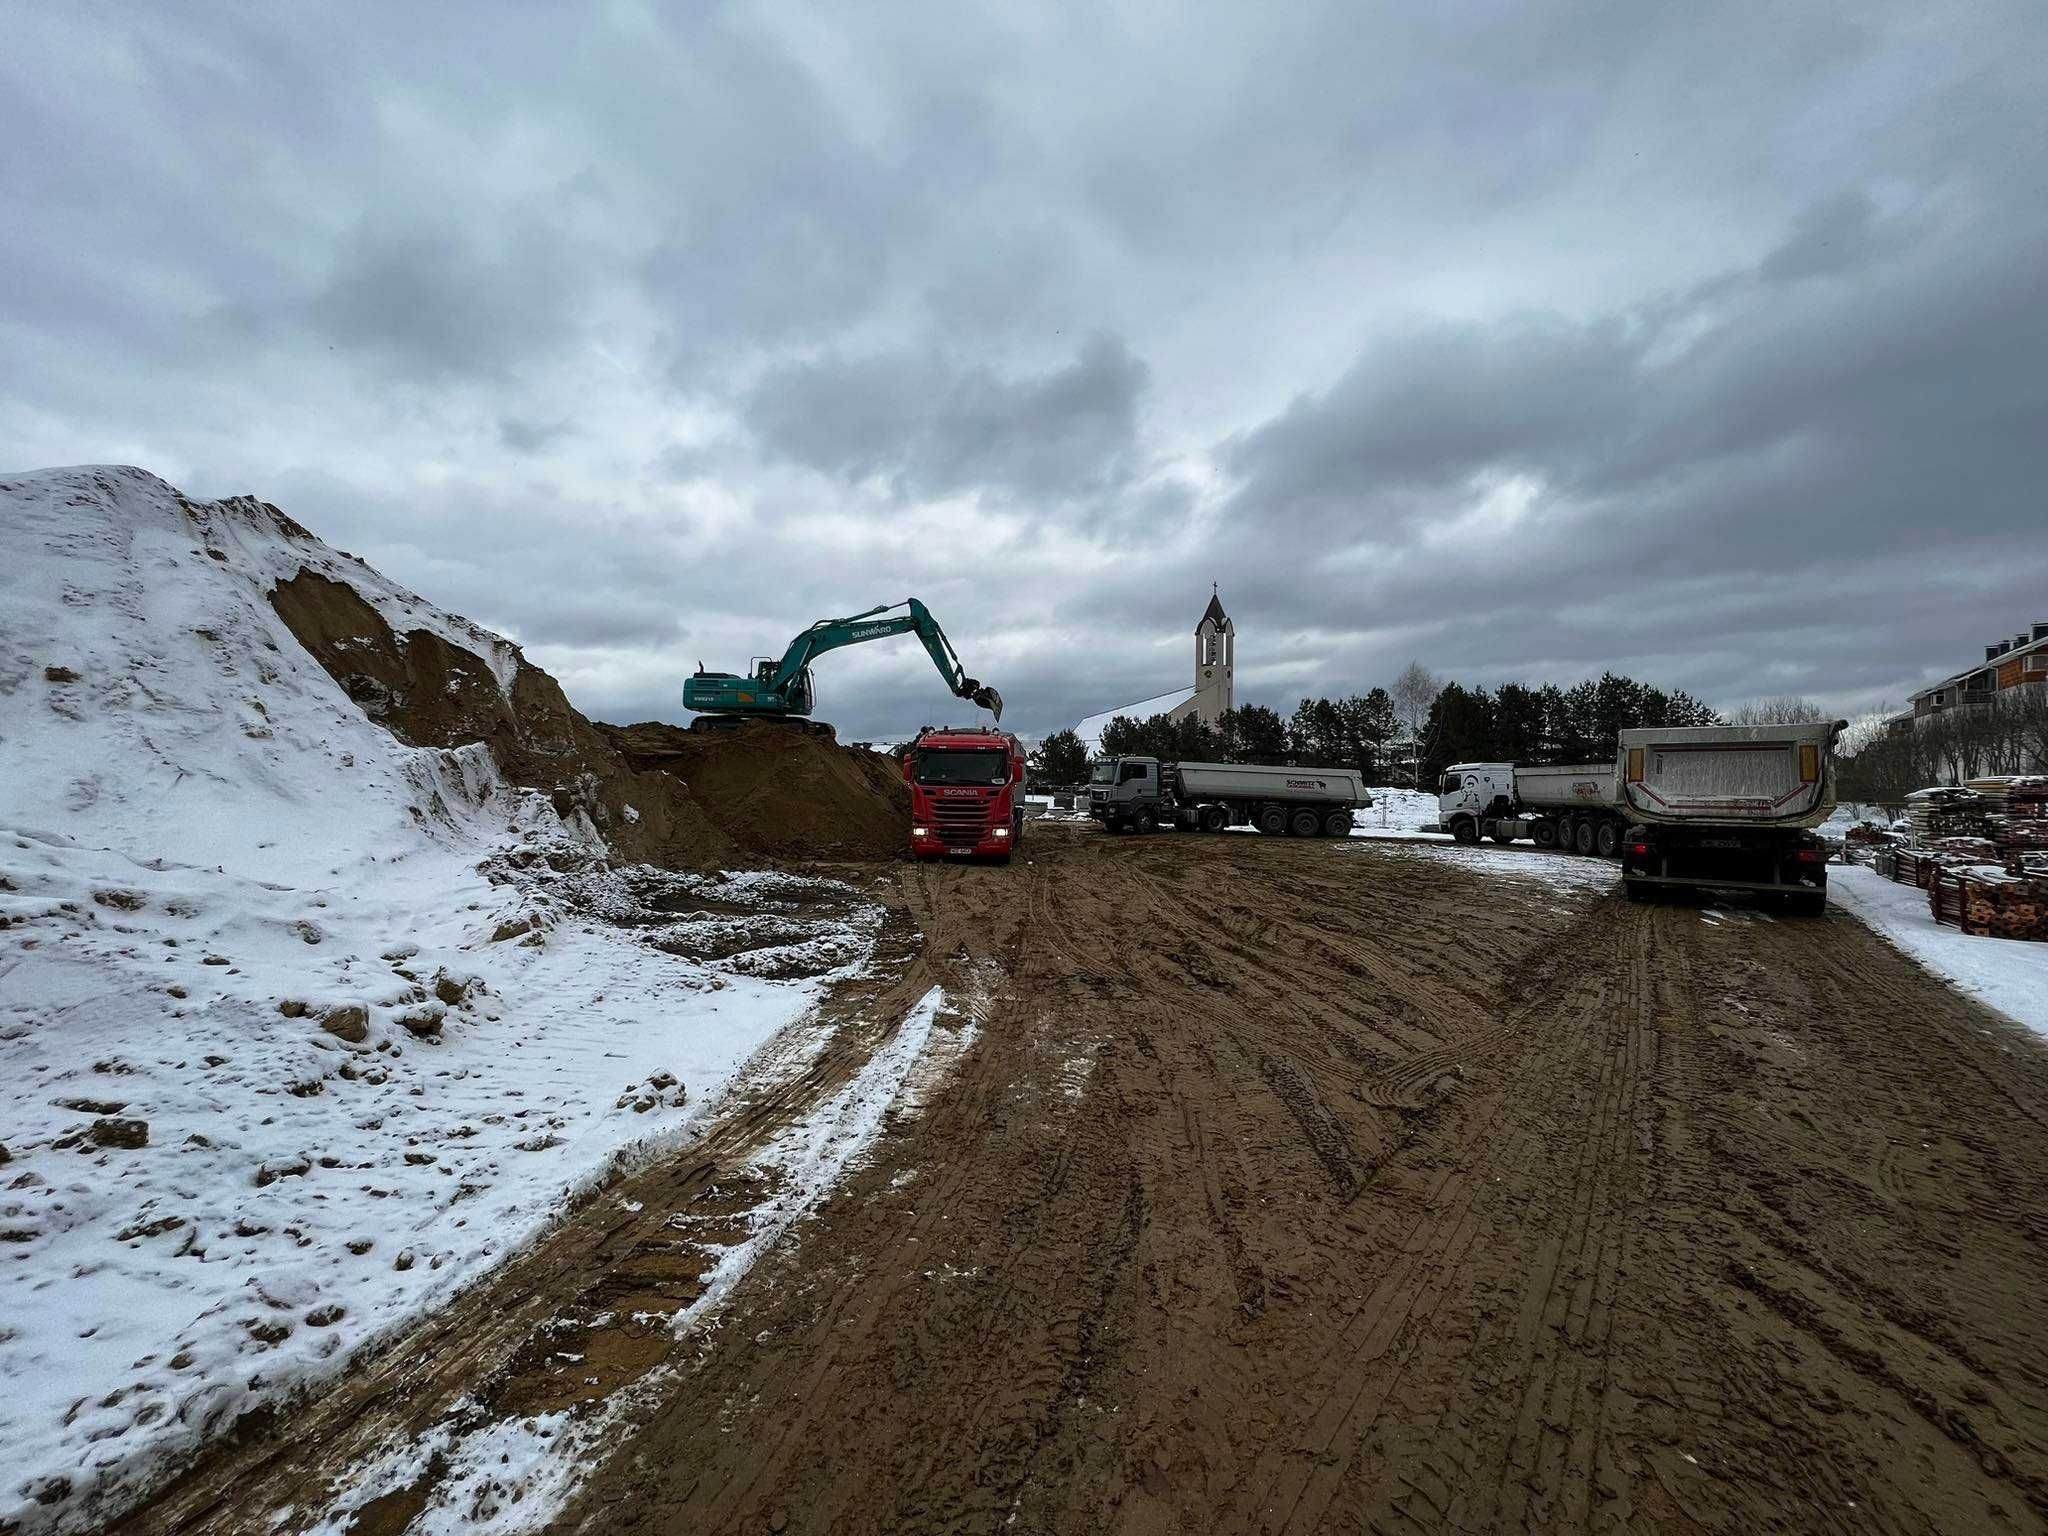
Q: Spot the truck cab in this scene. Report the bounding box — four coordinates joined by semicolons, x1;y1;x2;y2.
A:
1438;762;1516;833
903;727;1027;863
1088;756;1163;829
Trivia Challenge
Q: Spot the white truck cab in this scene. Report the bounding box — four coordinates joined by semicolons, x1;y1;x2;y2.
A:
1438;762;1516;824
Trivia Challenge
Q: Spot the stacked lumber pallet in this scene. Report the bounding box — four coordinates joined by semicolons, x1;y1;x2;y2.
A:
1989;776;2048;860
1904;787;1987;842
1883;785;2048;935
1929;864;2048;939
1842;823;1901;867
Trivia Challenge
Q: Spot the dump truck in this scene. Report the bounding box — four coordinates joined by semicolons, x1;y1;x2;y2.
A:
1436;761;1630;855
1617;720;1846;914
1088;757;1372;836
1439;721;1846;912
902;726;1028;863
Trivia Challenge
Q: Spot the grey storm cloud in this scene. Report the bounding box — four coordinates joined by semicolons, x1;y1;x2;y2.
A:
744;334;1148;501
2;1;2045;741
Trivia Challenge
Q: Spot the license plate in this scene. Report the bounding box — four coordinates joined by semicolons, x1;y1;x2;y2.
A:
1701;837;1740;848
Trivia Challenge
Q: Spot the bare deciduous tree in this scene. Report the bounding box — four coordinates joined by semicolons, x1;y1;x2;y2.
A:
1390;662;1442;786
1723;695;1830;725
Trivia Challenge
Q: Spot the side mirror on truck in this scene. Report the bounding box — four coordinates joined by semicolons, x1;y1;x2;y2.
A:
900;754;914;783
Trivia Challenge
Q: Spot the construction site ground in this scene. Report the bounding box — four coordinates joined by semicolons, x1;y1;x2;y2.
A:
114;822;2048;1536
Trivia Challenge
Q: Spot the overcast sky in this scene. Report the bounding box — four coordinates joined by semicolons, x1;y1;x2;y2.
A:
5;3;2044;741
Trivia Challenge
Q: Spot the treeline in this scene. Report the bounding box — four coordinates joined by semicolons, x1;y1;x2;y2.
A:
1840;691;2048;803
1029;668;1722;785
1421;675;1719;778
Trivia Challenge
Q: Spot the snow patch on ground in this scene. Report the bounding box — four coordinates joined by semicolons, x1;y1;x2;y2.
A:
312;986;951;1536
0;467;887;1531
1829;865;2048;1038
1350;786;1446;839
1342;838;1618;897
0;825;871;1528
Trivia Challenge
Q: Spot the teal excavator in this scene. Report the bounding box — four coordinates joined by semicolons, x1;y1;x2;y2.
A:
683;599;1002;734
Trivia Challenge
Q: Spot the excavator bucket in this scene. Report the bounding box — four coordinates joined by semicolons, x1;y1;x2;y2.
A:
967;681;1003;720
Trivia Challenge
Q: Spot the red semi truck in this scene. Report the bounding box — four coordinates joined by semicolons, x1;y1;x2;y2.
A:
902;726;1028;863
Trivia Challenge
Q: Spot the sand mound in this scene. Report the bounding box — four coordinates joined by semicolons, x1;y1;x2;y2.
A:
600;721;911;863
265;540;908;868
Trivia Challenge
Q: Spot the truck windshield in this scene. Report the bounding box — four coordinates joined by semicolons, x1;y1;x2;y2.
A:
916;748;1009;785
1089;762;1116;784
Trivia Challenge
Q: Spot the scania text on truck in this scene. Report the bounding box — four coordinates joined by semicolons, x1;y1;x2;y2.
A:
1617;720;1846;915
903;727;1028;863
1435;761;1630;856
1089;757;1371;836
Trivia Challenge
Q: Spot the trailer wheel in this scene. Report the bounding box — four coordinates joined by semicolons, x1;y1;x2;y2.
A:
1533;819;1558;848
1554;817;1576;853
1323;809;1353;838
1199;805;1228;834
1136;809;1157;834
1256;805;1287;836
1573;819;1599;856
1451;817;1479;845
1595;820;1622;859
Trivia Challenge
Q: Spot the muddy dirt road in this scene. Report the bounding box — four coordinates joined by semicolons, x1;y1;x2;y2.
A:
112;825;2048;1535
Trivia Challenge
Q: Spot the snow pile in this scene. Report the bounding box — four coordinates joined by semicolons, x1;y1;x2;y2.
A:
1829;866;2048;1037
1351;786;1444;838
0;468;880;1530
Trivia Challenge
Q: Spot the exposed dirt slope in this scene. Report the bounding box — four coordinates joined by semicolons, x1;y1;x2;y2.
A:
599;720;911;863
106;827;2048;1536
267;571;909;869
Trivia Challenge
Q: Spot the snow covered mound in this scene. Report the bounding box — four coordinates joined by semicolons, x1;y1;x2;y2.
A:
0;468;883;1530
0;465;535;882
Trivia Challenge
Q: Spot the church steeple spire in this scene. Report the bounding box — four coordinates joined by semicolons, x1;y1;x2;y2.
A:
1197;583;1228;633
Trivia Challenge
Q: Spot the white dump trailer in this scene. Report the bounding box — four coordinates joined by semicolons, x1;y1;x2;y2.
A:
1617;723;1839;829
1436;721;1846;913
1617;721;1845;914
1436;761;1631;856
1088;756;1371;837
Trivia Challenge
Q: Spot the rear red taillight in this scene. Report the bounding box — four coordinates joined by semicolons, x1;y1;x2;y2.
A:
1628;842;1650;856
1795;847;1824;862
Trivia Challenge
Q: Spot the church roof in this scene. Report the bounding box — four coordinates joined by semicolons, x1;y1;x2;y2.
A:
1073;686;1197;754
1196;588;1228;633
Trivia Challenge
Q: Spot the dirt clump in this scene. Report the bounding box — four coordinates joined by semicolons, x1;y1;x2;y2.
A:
269;567;908;869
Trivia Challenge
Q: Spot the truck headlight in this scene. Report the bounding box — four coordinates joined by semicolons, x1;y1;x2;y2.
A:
912;826;931;837
992;827;1009;838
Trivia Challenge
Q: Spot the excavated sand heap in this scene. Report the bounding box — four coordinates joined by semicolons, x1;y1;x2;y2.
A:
266;535;910;867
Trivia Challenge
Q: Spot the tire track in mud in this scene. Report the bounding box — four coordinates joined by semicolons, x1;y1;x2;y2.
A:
101;825;2048;1536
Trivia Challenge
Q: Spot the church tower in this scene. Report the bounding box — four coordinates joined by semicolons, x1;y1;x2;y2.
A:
1193;585;1234;724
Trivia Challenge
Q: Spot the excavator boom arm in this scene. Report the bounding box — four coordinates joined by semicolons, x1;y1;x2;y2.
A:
766;600;1002;719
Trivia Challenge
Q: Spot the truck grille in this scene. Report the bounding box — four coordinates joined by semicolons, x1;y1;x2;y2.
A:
930;799;989;848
